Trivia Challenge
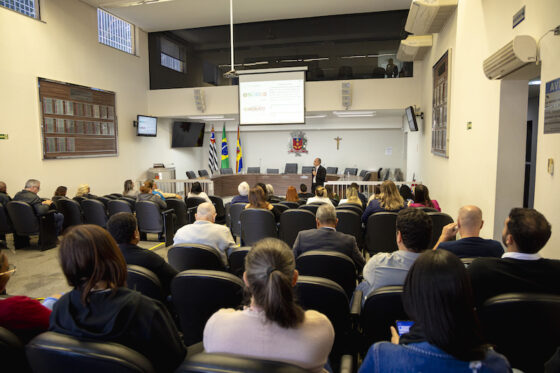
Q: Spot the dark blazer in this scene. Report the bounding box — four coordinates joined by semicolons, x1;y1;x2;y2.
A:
118;243;178;296
0;192;11;207
13;190;49;216
438;237;504;258
314;165;327;187
468;257;560;307
293;227;365;270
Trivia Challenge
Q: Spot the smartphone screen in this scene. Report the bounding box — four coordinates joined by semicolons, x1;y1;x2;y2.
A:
396;320;414;336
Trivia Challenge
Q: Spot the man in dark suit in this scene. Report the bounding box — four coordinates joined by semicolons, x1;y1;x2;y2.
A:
292;204;365;270
468;208;560;307
311;157;326;193
107;212;178;296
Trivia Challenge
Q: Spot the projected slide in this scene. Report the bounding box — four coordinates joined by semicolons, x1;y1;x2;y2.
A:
239;71;305;125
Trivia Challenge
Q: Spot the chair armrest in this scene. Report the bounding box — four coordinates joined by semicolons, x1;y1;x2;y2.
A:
161;209;175;216
339;354;353;373
351;290;363;317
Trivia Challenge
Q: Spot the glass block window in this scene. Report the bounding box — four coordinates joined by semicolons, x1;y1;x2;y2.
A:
0;0;39;18
97;8;134;54
160;37;186;72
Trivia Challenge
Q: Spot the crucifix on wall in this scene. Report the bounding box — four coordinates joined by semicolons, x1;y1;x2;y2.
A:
334;136;342;150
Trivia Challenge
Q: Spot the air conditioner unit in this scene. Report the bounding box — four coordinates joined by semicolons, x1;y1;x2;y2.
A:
405;0;458;35
397;35;433;61
483;35;538;80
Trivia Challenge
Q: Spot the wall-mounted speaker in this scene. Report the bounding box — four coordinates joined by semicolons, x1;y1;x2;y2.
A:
341;82;352;109
194;89;206;112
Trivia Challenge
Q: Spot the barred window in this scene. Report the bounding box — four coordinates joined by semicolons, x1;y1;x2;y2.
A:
0;0;39;18
97;8;135;54
160;37;186;73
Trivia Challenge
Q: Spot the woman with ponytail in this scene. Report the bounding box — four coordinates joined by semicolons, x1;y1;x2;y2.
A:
203;238;334;372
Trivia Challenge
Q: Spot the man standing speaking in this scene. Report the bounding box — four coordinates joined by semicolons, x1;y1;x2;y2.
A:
312;157;326;193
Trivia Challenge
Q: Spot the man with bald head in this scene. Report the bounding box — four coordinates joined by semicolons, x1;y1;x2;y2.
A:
433;205;503;258
173;202;236;265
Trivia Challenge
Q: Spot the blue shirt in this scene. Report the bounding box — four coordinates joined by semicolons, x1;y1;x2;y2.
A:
231;195;249;204
438;237;504;258
152;190;166;201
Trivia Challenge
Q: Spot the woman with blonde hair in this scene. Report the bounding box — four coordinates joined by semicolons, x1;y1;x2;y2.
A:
75;184;95;199
338;187;362;207
306;186;334;206
203;238;334;372
362;180;405;223
246;186;281;221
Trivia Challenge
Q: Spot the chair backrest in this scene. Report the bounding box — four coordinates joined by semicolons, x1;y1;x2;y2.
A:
361;286;407;348
278;209;316;247
26;331;154;373
58;198;83;230
168;243;226;272
365;212;398;254
0;204;12;235
198;170;209;177
427;212;454;248
298;204;318;215
120;197;136;210
126;265;164;302
208;196;225;223
219;168;233;175
0;326;27;371
103;194;117;200
107;200;133;216
176;352;311;373
228;246;251;278
6;201;40;235
296;250;357;298
478;293;560;373
343;168;358;176
266;168;279;174
326;167;338;175
284;163;298;174
279;201;299;209
362;172;377;181
110;193;123;198
336;210;363;248
81;199;108;228
272;203;289;214
166;198;187;229
336;203;363;215
359;170;368;178
240;209;277;246
95;196;111;208
301;166;314;174
73;196;87;203
171;270;244;346
295;276;351;359
185;197;207;210
460;257;476;267
135;201;163;233
228;203;246;238
247;167;260;174
186;171;197;179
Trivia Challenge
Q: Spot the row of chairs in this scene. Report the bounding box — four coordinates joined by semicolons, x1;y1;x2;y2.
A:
187;166;369;177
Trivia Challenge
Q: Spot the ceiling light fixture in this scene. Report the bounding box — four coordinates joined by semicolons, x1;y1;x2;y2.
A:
333;110;376;117
528;79;541;85
305;115;327;119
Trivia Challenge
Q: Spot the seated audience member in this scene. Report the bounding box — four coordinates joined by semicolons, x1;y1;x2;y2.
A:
359;250;510;372
53;186;67;198
434;205;504;258
371;184;381;201
293;204;365;270
256;182;268;199
107;213;177;295
357;208;432;300
408;184;441;211
75;183;96;199
399;184;414;205
231;181;250;204
203;238;334;373
266;184;281;203
325;185;339;203
0;181;10;206
362;180;405;224
137;181;167;210
123;179;139;198
298;184;314;199
246;187;281;222
306;186;334;206
50;225;186;372
350;182;368;207
284;186;302;205
468;208;560;307
148;180;182;200
0;251;51;342
173;202;236;265
187;181;211;202
338;187;362;207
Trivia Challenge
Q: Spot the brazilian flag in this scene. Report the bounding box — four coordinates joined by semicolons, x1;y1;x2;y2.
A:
221;124;229;169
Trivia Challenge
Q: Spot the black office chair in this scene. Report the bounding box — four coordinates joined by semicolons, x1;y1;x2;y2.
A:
326;167;338;175
343;168;358;176
120;197;136;210
81;199;108;228
6;201;57;251
0;204;13;244
296;250;357;299
72;196;87;203
266;168;279;174
177;352;311;373
58;198;83;230
229;203;245;239
279;201;299;209
26;332;154;373
336;210;364;250
127;265;164;302
301;166;314;174
278;209;316;248
198;170;209;177
209;196;226;225
168;243;226;272
299;204;319;215
284;163;298;174
103;194;117;200
219;168;233;175
171;270;244;346
365;212;398;254
95;196;111;208
107;199;133;216
363;172;377;182
478;293;560;373
460;257;476;267
228;246;250;278
135;201;174;246
165;198;187;230
247;167;260;174
0;326;28;372
185;197;206;224
336;204;363;215
272;203;288;215
359;170;368;178
360;286;407;350
427;212;454;248
186;171;197;179
110;193;123;198
240;209;277;246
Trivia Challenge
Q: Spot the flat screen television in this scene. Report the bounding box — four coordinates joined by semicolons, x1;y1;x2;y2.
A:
171;121;205;148
137;115;157;136
405;106;418;131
